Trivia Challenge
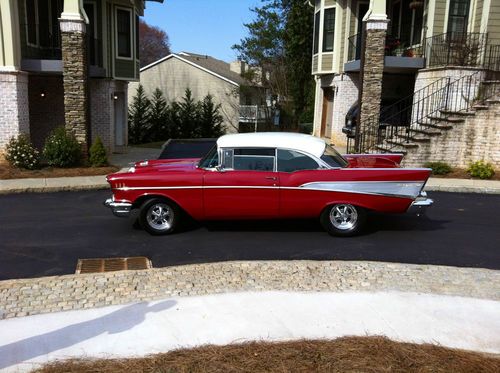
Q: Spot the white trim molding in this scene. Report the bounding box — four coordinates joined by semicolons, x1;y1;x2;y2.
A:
59;19;86;33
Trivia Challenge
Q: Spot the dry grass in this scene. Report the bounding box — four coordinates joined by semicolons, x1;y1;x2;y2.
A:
0;159;119;180
32;336;500;373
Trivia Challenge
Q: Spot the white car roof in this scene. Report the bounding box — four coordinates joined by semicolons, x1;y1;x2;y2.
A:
217;132;327;158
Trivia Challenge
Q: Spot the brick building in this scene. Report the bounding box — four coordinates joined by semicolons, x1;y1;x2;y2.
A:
0;0;163;155
311;0;500;167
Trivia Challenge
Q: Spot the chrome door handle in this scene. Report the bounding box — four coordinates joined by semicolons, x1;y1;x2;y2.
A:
265;176;277;180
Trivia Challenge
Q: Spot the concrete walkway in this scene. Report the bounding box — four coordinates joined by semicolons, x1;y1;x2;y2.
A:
0;291;498;372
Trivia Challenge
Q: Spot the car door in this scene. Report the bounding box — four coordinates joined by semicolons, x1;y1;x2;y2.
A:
203;147;280;219
277;148;328;218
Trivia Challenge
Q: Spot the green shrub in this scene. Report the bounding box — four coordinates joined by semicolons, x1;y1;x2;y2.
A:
4;134;40;170
89;137;108;167
467;160;495;179
424;161;452;175
43;127;82;167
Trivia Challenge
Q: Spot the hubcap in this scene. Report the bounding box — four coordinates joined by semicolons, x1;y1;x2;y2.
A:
329;204;358;230
146;203;174;231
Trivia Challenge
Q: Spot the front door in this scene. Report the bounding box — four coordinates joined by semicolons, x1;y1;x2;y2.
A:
320;87;334;138
203;147;279;219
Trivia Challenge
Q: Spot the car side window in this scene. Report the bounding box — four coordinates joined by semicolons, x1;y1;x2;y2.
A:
277;149;320;172
222;148;275;171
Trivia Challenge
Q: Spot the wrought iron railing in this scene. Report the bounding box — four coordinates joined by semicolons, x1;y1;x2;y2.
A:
485;44;500;71
347;71;499;153
20;24;62;60
347;33;424;62
424;32;489;68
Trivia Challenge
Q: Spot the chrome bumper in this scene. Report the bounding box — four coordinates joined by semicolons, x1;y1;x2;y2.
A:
407;191;433;215
104;197;132;218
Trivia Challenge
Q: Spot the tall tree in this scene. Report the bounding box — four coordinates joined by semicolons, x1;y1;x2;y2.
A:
149;88;169;141
199;95;225;138
233;0;314;128
128;85;151;144
139;19;171;67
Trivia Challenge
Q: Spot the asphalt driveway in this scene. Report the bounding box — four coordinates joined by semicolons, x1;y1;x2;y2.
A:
0;190;498;280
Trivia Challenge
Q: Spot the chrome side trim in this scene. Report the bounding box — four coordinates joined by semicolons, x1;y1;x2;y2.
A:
114;180;425;199
298;181;424;199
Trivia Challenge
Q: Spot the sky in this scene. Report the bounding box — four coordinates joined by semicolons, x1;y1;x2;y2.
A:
143;0;262;62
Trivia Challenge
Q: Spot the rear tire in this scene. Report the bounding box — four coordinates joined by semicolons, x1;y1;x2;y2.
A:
320;203;366;237
139;198;179;235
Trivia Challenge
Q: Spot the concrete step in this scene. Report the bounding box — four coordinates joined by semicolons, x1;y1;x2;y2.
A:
411;128;442;136
375;145;407;155
417;121;453;130
472;104;489;110
486;99;500;104
427;115;465;123
439;109;476;116
385;139;419;149
395;133;431;143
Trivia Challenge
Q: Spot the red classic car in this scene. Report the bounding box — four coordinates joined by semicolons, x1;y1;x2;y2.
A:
104;133;433;236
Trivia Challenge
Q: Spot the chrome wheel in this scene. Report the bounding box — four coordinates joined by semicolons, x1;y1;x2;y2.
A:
329;204;358;231
146;203;174;231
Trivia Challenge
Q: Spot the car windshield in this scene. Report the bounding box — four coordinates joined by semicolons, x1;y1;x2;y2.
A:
321;145;348;168
198;145;219;168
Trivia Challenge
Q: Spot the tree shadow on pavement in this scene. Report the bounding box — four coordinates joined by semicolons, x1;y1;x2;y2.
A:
0;300;176;370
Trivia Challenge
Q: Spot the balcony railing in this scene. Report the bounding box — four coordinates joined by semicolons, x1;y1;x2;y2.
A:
424;32;490;68
347;33;424;63
20;24;103;67
239;105;268;123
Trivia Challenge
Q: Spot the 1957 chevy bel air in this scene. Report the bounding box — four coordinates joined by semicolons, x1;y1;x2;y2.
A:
104;133;433;236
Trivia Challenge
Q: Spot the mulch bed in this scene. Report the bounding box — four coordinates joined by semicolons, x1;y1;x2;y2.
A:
431;168;499;181
33;336;500;373
0;160;119;180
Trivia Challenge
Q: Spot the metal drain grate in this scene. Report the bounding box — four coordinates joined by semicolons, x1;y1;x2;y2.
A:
76;257;152;274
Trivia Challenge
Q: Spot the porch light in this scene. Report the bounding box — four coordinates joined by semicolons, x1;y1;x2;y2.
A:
113;95;118;100
40;91;46;98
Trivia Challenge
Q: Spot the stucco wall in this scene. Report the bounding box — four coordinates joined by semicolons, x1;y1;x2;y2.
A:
129;57;240;134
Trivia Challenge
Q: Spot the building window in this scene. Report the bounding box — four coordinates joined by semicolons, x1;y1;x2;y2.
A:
447;0;470;35
322;8;335;52
313;11;320;54
25;0;62;49
116;8;132;58
26;0;39;46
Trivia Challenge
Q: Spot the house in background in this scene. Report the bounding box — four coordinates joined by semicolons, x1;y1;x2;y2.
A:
0;0;163;155
311;0;499;168
130;52;267;133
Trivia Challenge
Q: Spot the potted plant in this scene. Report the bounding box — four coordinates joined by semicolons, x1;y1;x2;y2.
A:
409;1;424;10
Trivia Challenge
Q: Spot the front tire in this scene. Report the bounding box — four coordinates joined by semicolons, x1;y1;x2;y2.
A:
320;203;366;237
139;198;179;235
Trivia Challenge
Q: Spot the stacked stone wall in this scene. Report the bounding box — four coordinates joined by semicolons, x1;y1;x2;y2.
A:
61;20;89;155
359;25;387;146
0;261;498;319
402;101;500;168
0;72;29;150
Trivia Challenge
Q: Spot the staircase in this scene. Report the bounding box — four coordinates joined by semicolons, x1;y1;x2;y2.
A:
348;72;500;163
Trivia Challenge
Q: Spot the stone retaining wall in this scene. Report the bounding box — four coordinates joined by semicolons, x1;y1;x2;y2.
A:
1;261;498;319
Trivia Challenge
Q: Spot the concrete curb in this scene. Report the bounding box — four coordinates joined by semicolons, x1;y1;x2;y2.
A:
0;176;108;195
1;260;498;319
424;178;500;194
